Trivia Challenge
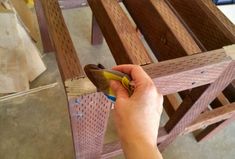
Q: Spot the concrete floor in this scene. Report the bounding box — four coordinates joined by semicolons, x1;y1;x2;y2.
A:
1;6;235;159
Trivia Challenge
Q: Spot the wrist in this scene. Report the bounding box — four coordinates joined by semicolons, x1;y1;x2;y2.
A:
120;137;159;159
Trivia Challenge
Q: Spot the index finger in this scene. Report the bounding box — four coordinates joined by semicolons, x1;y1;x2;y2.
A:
112;64;152;82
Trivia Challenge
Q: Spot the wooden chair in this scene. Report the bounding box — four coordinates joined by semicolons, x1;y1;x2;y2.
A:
34;0;235;158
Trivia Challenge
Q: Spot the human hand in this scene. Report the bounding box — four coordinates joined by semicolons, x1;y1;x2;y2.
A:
110;65;163;152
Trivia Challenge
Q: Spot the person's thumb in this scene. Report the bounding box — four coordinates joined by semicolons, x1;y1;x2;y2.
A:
110;80;129;99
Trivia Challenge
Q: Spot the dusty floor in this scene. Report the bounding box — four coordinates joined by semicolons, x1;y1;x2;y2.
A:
0;7;235;159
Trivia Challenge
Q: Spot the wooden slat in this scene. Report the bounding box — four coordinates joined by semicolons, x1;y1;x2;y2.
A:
88;0;152;65
122;0;202;61
143;49;231;95
196;0;235;41
167;0;235;51
184;102;235;134
40;0;84;80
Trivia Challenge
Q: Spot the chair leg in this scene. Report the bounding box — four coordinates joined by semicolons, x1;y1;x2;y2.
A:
91;13;103;45
68;92;111;158
34;0;54;53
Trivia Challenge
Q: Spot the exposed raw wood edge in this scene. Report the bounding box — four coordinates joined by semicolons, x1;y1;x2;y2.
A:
196;0;235;42
224;44;235;60
101;127;168;159
167;93;182;110
217;93;230;106
150;0;201;55
183;102;235;135
40;0;84;80
65;78;97;98
143;49;231;95
88;0;152;65
0;83;58;102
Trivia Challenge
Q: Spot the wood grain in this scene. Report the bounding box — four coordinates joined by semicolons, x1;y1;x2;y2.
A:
143;49;231;95
88;0;152;65
123;0;201;61
167;0;235;51
40;0;84;80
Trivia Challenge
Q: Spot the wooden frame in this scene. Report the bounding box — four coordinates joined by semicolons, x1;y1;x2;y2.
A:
35;0;235;158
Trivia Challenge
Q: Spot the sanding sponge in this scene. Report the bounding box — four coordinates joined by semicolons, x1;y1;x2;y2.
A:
84;64;134;102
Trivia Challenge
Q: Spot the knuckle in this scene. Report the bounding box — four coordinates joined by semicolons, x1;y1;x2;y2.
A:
134;65;142;70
